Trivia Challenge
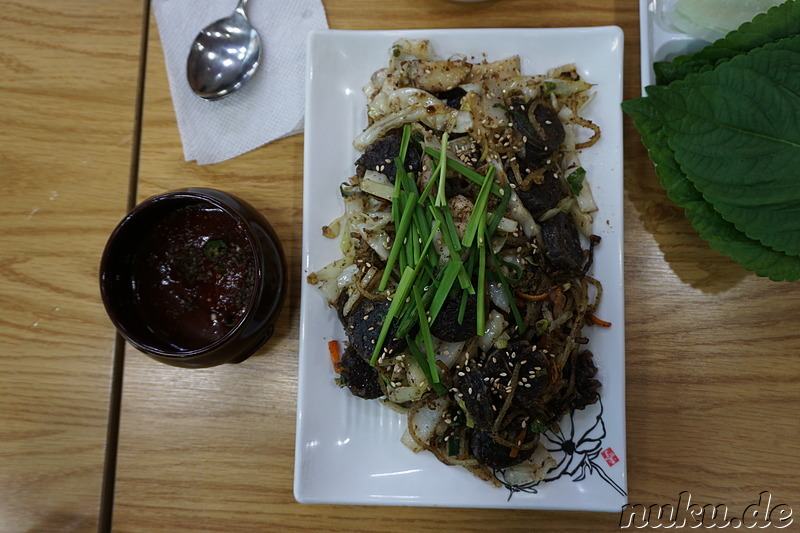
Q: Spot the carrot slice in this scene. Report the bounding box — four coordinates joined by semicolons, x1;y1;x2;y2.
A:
588;314;612;327
509;428;527;458
515;286;557;302
328;340;343;373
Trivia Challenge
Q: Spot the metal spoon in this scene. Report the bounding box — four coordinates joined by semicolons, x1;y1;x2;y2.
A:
187;0;261;100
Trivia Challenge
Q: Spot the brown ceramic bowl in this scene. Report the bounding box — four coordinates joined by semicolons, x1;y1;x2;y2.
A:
100;188;286;368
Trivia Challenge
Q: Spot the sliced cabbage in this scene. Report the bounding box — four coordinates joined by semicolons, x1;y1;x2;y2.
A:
309;256;353;304
410;59;472;93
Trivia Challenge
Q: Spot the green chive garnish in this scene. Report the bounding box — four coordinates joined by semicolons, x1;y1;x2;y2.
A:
406;337;447;395
371;265;416;365
399;123;412;163
461;164;495;249
486;182;512;238
567;167;586;195
379;192;419;291
489;250;525;333
413;286;438;380
435;132;449;207
427;259;463;325
457;288;469;325
476;225;487;336
423;147;502;196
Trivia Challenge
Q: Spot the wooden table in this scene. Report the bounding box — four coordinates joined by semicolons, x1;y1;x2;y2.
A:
1;1;798;532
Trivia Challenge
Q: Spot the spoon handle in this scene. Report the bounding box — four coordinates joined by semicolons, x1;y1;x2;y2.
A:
236;0;249;16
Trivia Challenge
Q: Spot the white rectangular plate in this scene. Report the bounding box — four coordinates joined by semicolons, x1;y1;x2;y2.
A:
296;28;626;510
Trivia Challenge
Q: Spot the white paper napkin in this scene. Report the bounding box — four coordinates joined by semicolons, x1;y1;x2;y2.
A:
153;0;329;165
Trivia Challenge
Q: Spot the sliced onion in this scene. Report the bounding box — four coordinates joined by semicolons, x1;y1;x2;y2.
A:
501;445;557;486
506;190;539;238
478;310;507;352
409;396;449;443
436;340;465;368
488;282;510;313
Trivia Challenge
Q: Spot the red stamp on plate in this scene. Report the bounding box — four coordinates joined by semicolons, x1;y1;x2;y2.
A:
601;447;619;467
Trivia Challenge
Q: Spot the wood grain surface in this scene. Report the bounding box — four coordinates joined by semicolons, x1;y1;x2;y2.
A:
2;0;800;532
0;1;145;532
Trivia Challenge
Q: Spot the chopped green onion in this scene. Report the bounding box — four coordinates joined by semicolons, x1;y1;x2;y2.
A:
535;319;549;336
486;248;523;284
486;182;512;238
456;263;474;294
567;167;586;195
407;225;418;266
391;173;403;221
423;147;502;196
380;374;395;389
476;225;487;336
399;123;412;163
394;156;418;195
421;157;442;202
413;287;438;381
429;205;461;258
447;436;460;456
435;132;449;207
427;259;463;325
529;418;548;433
494;102;536;143
379;192;418;291
371;265;416;365
441;204;462;253
393;222;441;338
489;250;525;333
405;337;447;395
461;165;495;249
457;288;469;325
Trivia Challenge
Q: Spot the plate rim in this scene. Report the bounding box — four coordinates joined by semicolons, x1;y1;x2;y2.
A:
296;26;627;510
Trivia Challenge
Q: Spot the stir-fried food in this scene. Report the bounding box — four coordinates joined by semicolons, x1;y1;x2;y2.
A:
308;39;607;488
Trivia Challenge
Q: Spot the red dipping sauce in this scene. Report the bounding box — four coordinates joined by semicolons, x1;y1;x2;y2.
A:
132;203;256;351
